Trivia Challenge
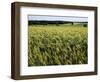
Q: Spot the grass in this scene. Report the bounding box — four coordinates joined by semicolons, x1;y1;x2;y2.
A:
28;24;88;66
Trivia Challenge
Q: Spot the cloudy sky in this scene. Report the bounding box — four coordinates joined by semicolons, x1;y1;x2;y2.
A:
28;15;88;22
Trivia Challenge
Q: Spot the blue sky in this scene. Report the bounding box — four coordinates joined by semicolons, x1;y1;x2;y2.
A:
28;15;88;22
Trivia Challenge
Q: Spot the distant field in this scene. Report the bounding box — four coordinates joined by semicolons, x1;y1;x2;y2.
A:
28;24;88;66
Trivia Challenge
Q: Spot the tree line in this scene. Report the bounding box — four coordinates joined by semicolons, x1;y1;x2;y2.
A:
28;20;87;27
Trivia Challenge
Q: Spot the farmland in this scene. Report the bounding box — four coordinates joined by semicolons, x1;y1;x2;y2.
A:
28;24;88;66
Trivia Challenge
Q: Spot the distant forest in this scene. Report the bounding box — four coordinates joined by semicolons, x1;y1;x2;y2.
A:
28;20;88;27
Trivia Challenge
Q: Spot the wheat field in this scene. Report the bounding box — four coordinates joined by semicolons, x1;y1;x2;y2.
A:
28;24;88;66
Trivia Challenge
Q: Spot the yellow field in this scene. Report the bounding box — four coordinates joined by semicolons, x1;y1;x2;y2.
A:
28;24;88;66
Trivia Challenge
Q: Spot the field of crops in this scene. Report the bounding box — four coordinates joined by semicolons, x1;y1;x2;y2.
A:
28;24;88;66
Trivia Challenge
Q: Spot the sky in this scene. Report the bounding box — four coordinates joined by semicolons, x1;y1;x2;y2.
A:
28;15;88;22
